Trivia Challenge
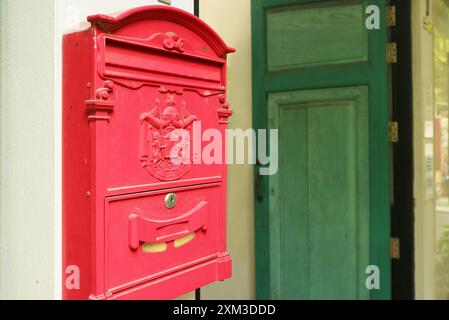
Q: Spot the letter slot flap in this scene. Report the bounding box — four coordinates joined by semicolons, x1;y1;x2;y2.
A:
128;200;208;249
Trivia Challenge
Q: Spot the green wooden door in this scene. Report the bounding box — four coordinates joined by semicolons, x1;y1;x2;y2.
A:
252;0;391;300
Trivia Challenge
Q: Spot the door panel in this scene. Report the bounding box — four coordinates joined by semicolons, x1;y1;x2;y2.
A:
253;0;391;300
276;102;309;299
269;87;369;299
266;1;368;70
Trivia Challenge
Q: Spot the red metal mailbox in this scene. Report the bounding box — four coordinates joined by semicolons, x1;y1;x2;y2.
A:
62;6;234;300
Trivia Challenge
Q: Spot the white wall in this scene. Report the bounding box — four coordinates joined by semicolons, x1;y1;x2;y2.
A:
0;0;55;299
0;0;194;300
58;0;193;32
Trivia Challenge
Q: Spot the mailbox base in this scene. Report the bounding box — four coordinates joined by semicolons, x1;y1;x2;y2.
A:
90;253;231;300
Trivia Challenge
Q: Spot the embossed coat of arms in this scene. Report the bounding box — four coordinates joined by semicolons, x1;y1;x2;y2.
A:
139;91;197;181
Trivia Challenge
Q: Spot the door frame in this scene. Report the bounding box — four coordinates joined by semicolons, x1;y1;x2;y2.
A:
252;0;391;300
390;0;415;300
194;0;199;16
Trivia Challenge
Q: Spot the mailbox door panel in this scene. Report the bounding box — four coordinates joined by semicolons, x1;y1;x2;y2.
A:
105;183;222;294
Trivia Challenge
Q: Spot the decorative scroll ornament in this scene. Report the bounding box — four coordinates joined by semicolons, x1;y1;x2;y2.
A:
217;94;233;124
85;80;115;122
139;90;197;181
162;32;186;53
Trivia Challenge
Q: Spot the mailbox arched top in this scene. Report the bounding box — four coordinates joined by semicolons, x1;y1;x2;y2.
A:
88;5;235;58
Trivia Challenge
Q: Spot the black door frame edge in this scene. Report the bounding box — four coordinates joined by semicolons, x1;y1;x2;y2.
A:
194;0;199;17
390;0;415;300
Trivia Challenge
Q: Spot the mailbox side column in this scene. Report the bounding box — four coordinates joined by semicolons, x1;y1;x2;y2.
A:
87;28;115;298
218;64;232;280
62;29;94;300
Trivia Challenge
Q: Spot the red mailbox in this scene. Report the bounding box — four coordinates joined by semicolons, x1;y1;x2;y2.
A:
62;6;234;300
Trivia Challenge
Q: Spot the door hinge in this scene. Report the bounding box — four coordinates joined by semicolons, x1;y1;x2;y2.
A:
423;16;433;34
389;121;399;143
391;237;400;260
387;6;396;27
387;42;398;63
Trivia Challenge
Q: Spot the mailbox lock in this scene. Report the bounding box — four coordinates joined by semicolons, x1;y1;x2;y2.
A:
164;193;177;209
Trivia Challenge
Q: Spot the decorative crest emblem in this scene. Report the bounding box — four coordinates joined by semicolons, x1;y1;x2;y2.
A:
139;90;197;181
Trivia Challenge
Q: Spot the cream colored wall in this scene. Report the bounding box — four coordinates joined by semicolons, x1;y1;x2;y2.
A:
199;0;255;300
0;0;56;299
412;0;437;300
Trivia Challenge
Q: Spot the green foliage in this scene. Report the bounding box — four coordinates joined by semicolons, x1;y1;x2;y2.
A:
436;225;449;299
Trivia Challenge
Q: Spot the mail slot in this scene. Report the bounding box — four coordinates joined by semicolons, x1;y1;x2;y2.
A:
62;6;234;300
